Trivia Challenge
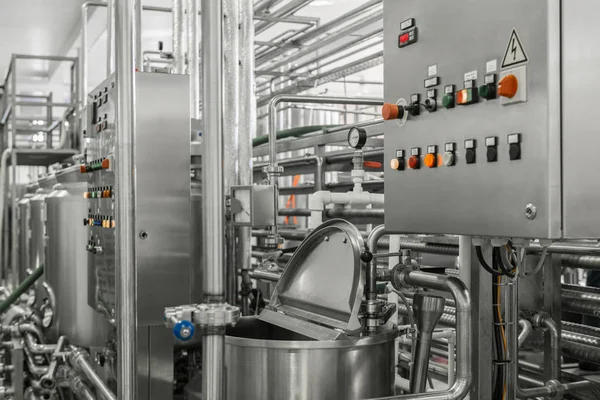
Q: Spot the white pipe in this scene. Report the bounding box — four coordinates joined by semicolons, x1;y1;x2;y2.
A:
307;190;384;229
172;0;186;74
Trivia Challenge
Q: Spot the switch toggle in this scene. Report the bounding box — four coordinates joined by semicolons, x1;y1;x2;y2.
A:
498;74;518;99
465;140;476;164
508;133;521;160
486;136;498;162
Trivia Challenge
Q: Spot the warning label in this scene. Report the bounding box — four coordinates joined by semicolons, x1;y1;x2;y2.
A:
501;29;529;69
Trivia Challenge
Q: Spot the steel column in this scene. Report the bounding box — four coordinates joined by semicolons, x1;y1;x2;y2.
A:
115;0;138;398
172;0;186;74
188;0;200;119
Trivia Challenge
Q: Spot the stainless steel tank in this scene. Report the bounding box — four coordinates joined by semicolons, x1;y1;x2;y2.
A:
17;195;32;284
44;168;111;346
223;317;396;400
29;190;47;272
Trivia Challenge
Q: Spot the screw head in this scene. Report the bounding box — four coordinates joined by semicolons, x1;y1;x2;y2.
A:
180;327;191;338
525;203;537;220
139;230;148;239
324;236;329;242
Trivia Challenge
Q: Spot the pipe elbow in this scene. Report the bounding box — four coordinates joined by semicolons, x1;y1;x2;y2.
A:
448;377;471;400
308;191;331;211
444;276;471;312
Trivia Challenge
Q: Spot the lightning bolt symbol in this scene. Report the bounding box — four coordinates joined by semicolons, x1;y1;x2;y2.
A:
511;38;517;60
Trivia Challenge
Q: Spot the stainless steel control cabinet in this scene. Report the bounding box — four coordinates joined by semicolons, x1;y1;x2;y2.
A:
384;0;600;239
84;72;192;326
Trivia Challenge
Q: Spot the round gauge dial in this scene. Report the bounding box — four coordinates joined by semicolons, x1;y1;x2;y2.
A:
347;127;367;149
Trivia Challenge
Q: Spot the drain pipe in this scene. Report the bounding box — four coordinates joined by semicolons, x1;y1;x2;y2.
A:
372;268;472;400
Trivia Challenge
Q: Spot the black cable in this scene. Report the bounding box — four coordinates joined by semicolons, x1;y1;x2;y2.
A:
476;246;503;276
496;247;515;278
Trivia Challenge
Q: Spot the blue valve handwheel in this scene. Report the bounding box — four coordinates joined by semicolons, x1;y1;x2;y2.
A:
173;320;195;341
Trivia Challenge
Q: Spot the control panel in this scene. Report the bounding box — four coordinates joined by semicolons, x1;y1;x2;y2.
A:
83;72;192;325
383;0;567;239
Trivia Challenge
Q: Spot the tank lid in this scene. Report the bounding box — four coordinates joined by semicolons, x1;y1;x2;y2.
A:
259;219;365;340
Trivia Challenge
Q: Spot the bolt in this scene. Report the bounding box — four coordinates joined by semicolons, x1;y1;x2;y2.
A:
324;236;329;242
180;327;191;338
342;237;348;244
139;230;148;239
525;203;537;220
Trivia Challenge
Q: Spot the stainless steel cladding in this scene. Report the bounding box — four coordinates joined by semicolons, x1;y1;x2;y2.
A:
222;317;396;400
45;174;111;347
29;191;47;272
17;196;32;284
382;0;600;239
85;72;192;326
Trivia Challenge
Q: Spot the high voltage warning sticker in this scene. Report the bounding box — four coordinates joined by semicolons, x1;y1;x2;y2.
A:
501;29;529;69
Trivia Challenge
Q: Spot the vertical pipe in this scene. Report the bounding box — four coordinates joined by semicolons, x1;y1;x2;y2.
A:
107;0;114;75
10;56;17;291
238;0;255;292
202;0;226;396
134;1;142;71
46;93;53;148
81;5;88;107
201;0;224;301
458;236;471;289
187;0;200;120
114;0;137;398
173;0;186;74
223;0;240;306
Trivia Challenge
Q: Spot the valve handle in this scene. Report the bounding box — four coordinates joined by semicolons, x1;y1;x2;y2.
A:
173;320;195;341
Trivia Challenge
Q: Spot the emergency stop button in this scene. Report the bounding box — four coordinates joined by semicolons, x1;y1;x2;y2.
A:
382;103;404;120
498;74;518;99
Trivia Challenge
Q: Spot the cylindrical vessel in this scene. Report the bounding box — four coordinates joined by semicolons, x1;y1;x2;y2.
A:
29;190;47;272
223;317;396;400
45;181;111;346
17;195;32;283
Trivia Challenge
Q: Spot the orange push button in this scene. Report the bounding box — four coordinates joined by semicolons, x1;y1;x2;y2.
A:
101;158;110;169
390;159;400;170
498;74;518;98
424;153;437;168
382;103;403;120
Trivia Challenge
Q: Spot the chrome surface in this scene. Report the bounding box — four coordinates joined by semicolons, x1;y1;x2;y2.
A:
29;190;47;273
172;0;186;74
115;0;137;397
410;294;445;394
17;196;31;285
262;219;365;339
224;317;396;400
45;179;111;347
187;0;200;120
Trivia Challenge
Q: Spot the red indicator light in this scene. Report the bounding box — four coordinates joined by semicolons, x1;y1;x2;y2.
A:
456;89;473;105
399;33;410;44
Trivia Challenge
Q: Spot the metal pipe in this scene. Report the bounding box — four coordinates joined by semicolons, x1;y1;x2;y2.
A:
223;0;241;306
542;316;560;381
254;0;313;34
107;0;115;75
201;0;227;398
69;348;116;400
365;225;388;301
173;0;186;74
114;0;137;398
188;0;200;119
265;95;380;245
561;297;600;317
562;321;600;338
518;319;533;348
410;294;446;394
70;375;96;400
238;0;255;305
561;254;600;269
249;269;281;282
374;269;472;400
201;0;225;300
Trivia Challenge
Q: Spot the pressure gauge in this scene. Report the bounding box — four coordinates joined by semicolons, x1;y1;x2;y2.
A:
348;127;367;149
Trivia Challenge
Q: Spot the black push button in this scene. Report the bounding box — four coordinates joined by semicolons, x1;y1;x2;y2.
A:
509;143;521;160
465;149;476;164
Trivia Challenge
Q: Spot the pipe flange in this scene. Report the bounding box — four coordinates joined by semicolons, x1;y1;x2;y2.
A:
263;235;284;247
531;312;550;331
262;165;284;175
391;264;418;290
546;379;564;398
192;303;240;328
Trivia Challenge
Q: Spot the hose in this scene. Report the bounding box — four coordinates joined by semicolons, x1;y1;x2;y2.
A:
252;125;338;147
0;265;44;314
